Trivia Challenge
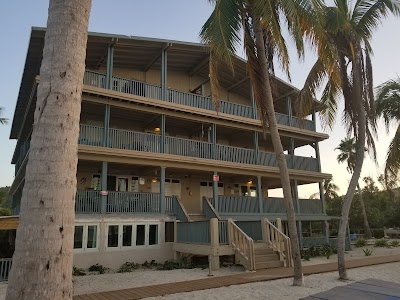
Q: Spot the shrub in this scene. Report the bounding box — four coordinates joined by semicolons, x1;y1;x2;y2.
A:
371;229;385;239
88;263;109;274
117;262;140;273
390;240;400;247
362;248;373;256
141;260;160;269
374;239;388;247
355;238;367;248
72;266;86;276
322;244;335;259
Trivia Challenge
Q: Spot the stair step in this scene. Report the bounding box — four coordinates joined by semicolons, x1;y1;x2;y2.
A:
255;253;280;263
188;214;207;221
254;248;275;255
255;260;284;270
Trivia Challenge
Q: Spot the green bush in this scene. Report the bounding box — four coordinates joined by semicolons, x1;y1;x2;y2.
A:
374;239;388;247
117;262;140;273
141;260;160;269
390;240;400;247
362;248;373;256
371;229;385;239
72;266;86;276
88;263;109;274
322;244;335;259
355;238;367;247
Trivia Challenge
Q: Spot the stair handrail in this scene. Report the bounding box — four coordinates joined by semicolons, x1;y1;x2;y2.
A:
202;197;221;220
262;218;292;267
228;219;255;271
173;196;191;222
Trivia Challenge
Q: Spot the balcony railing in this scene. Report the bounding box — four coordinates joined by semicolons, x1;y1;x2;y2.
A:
211;196;323;215
15;141;30;175
79;124;319;172
83;70;315;131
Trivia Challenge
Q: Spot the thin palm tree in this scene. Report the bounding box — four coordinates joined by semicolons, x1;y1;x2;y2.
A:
200;0;311;286
336;138;372;240
298;0;400;280
376;77;400;188
0;107;8;125
310;177;339;201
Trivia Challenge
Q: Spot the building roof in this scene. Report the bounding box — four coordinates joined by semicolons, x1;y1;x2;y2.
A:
10;27;306;140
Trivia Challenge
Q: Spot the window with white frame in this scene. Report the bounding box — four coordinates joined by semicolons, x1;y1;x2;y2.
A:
74;224;99;251
106;222;160;250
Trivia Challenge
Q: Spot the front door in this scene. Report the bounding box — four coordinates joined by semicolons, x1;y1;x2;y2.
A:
116;177;129;192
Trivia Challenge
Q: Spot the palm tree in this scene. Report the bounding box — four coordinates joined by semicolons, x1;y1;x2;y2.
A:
200;0;310;286
0;107;8;125
5;0;92;299
376;77;400;188
336;138;372;239
298;0;400;280
310;177;339;201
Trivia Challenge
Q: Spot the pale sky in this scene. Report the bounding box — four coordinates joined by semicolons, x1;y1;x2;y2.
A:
0;1;399;198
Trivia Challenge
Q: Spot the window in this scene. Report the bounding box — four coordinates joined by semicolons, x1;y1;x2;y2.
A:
149;224;159;245
136;225;145;246
74;226;84;249
105;222;160;250
74;224;99;251
123;225;133;247
108;225;119;248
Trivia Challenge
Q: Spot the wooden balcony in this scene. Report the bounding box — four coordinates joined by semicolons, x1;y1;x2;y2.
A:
83;70;315;131
78;124;320;173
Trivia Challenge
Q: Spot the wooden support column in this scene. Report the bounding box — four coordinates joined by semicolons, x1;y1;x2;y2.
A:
312;110;317;131
212;123;217;159
292;179;303;248
254;132;259;165
161;48;168;100
101;161;108;214
103;104;110;147
160;114;166;153
250;86;257;119
160;166;166;213
257;176;263;214
213;171;219;211
210;218;220;271
106;44;114;89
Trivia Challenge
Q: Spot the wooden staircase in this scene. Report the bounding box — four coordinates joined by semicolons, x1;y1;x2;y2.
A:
253;243;284;269
188;214;208;222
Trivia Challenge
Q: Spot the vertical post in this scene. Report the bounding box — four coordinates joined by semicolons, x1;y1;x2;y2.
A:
213;171;219;212
312;110;317;131
161;48;168;100
314;140;327;215
347;222;352;251
257;176;263;214
289;138;295;169
103;104;110;147
173;220;180;260
160;114;166;153
212;123;217;159
250;86;257;119
101;161;108;214
160;166;166;213
106;44;114;90
292;179;303;248
210;218;220;271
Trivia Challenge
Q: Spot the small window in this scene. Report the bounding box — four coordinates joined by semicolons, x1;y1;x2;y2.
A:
200;182;208;186
108;225;119;248
165;222;174;242
149;224;159;245
87;225;97;249
136;225;145;246
172;179;180;183
74;226;84;249
123;225;133;247
218;183;224;188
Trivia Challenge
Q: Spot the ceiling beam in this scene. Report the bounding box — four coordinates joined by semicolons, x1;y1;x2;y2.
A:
143;43;172;72
188;56;209;77
226;76;249;91
95;38;117;69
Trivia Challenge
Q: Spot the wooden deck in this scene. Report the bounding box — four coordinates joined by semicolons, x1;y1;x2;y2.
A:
302;278;400;299
73;254;400;300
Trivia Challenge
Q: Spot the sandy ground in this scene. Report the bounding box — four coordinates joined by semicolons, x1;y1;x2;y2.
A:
1;246;400;299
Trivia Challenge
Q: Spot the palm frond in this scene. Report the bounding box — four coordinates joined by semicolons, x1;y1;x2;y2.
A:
0;107;8;125
376;77;400;131
319;72;341;129
384;125;400;188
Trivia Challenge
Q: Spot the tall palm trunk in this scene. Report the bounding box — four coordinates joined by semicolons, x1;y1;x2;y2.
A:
6;1;91;299
357;183;372;239
337;56;366;280
253;19;303;286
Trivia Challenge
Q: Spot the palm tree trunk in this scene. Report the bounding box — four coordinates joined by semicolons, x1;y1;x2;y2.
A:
6;1;91;299
253;19;303;286
337;56;366;280
357;183;372;239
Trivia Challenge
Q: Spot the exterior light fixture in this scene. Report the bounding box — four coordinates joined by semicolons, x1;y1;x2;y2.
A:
154;127;161;133
247;180;253;185
152;178;158;183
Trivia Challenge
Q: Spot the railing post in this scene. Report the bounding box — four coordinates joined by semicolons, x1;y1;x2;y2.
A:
210;218;220;271
261;218;268;244
103;104;110;147
286;96;293;127
173;220;180;260
211;123;217;159
101;161;108;214
160;166;166;213
250;86;257;119
257;176;263;214
161;48;168;100
254;132;259;165
227;218;233;245
160;114;166;153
